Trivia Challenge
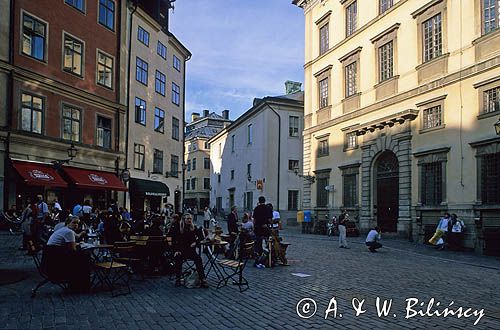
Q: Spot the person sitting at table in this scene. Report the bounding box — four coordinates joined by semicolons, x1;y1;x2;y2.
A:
103;212;122;245
42;216;91;292
166;214;181;236
170;213;208;288
241;212;255;241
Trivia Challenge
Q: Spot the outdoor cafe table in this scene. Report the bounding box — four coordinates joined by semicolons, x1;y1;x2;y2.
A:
199;240;228;280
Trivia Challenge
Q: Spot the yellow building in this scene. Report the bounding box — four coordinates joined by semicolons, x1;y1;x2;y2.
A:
293;0;500;254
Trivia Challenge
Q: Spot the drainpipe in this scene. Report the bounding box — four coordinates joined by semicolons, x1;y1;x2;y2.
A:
4;0;14;209
181;53;191;210
124;1;138;207
268;103;281;211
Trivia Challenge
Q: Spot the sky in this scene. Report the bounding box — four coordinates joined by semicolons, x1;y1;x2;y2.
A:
169;0;304;122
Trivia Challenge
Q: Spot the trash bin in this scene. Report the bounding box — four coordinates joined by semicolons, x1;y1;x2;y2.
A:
297;211;304;223
304;210;312;234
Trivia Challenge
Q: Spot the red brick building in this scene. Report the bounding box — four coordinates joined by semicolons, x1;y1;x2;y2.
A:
0;0;127;211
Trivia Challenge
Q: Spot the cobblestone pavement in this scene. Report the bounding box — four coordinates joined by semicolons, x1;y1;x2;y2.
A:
1;229;499;330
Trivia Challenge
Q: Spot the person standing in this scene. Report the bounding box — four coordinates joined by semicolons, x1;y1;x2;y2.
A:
252;196;272;267
203;206;212;229
82;200;92;225
365;227;382;252
338;209;349;249
53;198;62;212
227;206;239;234
448;213;466;251
34;195;49;246
268;203;281;231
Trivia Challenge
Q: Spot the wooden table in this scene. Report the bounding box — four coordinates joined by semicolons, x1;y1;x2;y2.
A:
200;240;228;280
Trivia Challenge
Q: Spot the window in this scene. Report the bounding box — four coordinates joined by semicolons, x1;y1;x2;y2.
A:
480;152;500;204
288;190;299;211
155;70;166;96
421;162;443;205
172;83;180;105
345;62;357;97
247;124;253;144
245;192;253;211
153;149;163;174
422;14;442;62
289;160;299;171
483;86;500;114
483;0;500;34
62;105;81;142
230;170;235;180
204;141;210;149
218;174;221;183
137;26;149;46
154;108;165;133
187;160;191;172
378;41;393;82
22;13;46;61
63;34;83;76
157;41;167;59
318;139;329;157
319;78;329;108
65;0;84;12
319;23;329;55
173;55;181;71
218;143;222;158
20;93;43;134
191;178;196;190
136;57;148;85
97;51;113;88
379;0;393;14
247;163;252;179
204;178;210;190
289;116;299;137
134;144;145;170
343;171;358;207
98;0;115;30
422;105;442;129
204;158;210;169
170;155;179;178
192;158;197;171
135;97;146;126
96;116;111;149
345;132;358;150
317;177;329;207
172;117;179;140
186;180;190;191
231;135;235;152
346;1;357;37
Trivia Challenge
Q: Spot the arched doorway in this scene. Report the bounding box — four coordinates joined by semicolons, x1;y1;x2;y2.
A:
375;151;399;232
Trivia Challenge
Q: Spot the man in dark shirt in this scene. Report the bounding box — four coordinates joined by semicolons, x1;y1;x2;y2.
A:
252;196;272;267
227;206;239;234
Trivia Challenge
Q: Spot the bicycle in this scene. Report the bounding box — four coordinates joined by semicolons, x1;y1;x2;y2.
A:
0;210;23;234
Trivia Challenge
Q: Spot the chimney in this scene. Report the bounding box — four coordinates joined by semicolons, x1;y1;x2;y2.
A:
191;112;200;122
222;110;229;120
285;80;302;94
203;110;210;117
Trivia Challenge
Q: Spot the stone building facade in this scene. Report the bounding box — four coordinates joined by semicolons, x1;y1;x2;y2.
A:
293;0;500;254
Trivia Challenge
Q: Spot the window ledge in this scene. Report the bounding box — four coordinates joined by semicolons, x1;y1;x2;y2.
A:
317;105;331;112
342;92;362;102
419;124;446;134
477;110;500;120
343;146;359;152
415;53;450;71
374;75;400;89
472;29;500;46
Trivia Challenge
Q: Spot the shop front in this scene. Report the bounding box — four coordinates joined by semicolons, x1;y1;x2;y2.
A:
60;167;128;210
10;160;68;210
129;178;170;214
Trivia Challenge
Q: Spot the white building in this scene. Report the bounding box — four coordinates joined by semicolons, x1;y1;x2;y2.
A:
209;83;304;225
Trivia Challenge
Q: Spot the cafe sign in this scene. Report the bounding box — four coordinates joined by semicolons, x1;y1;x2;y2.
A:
88;173;108;185
29;169;54;182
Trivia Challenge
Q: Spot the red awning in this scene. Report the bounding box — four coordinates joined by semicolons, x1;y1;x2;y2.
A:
11;160;68;188
62;167;127;191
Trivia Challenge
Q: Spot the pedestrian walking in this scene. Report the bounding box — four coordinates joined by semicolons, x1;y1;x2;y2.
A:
338;209;349;248
203;206;212;229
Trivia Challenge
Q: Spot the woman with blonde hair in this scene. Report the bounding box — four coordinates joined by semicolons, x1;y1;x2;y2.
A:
170;213;208;288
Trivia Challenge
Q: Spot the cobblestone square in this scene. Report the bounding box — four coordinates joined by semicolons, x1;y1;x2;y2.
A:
1;229;499;330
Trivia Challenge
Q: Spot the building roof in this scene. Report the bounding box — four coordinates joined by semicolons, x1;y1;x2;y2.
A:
187;112;228;127
185;126;223;140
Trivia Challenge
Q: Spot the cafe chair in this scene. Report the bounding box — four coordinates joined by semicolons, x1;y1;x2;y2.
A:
28;240;68;298
216;241;254;292
94;245;133;297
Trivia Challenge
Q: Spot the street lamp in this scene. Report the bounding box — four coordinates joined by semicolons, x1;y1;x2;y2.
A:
293;166;316;184
494;117;500;135
52;142;78;169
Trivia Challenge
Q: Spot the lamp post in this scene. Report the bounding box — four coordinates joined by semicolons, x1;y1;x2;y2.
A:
53;142;78;170
293;166;316;184
494;117;500;135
